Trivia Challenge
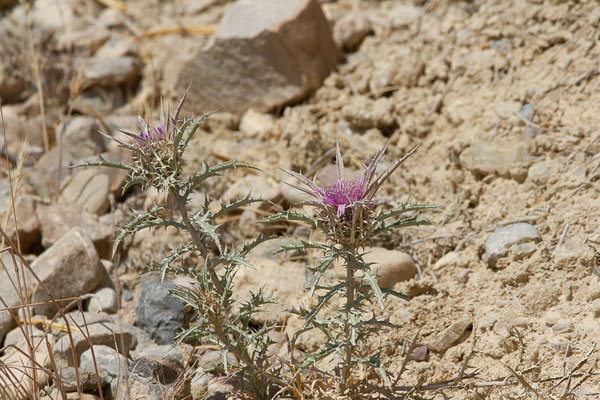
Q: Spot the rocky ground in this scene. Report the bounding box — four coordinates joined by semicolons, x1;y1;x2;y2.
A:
1;0;600;399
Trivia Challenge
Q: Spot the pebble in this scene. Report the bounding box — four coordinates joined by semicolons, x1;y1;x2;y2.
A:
57;116;104;157
411;344;429;362
80;345;131;379
239;108;276;138
52;319;138;368
341;96;397;132
37;201;113;259
459;140;532;182
59;366;110;391
592;299;600;318
519;103;534;120
456;268;471;283
77;56;142;88
363;247;417;288
333;11;373;50
430;317;472;353
485;223;541;267
61;169;110;215
88;287;119;314
1;194;41;253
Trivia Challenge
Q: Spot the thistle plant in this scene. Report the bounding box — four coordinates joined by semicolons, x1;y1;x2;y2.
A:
77;93;285;397
264;143;436;389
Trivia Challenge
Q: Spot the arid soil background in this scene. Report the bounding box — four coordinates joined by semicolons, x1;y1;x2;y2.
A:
1;0;600;399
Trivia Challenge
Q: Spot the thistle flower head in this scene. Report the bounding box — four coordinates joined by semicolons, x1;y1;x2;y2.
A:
318;176;365;216
282;142;420;233
136;123;167;147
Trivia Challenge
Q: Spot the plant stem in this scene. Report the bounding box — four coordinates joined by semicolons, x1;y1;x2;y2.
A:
170;187;223;292
343;252;356;382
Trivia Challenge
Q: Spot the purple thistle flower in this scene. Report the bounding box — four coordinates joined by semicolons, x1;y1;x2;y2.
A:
318;176;365;216
282;142;420;221
137;124;167;146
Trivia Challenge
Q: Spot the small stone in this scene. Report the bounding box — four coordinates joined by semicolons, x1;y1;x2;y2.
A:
0;253;34;341
527;159;561;185
71;86;127;115
122;289;134;301
77;56;141;88
55;20;110;54
0;347;50;400
52;320;137;368
31;228;104;318
551;321;573;334
456;268;471;283
430;317;472;353
363;247;416;288
80;345;131;378
519;103;534;120
333;11;373;50
136;278;185;345
88;287;119;314
460;140;532;182
61;169;110;215
341;96;397;132
56;116;105;156
37;201;113;259
485;223;541;267
592;299;600;318
30;146;79;197
239;109;276;138
411;344;429;362
58;366;110;391
588;287;600;301
0;194;40;252
554;237;595;269
173;0;338;113
222;175;280;203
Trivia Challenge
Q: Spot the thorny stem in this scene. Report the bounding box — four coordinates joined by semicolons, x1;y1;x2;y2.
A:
170;187;223;292
170;187;289;389
343;251;357;383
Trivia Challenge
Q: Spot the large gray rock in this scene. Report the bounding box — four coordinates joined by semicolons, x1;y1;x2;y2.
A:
30;228;104;317
485;223;541;267
136;279;184;345
174;0;338;114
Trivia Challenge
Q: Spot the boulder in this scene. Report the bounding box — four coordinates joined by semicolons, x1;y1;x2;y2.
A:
174;0;338;114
